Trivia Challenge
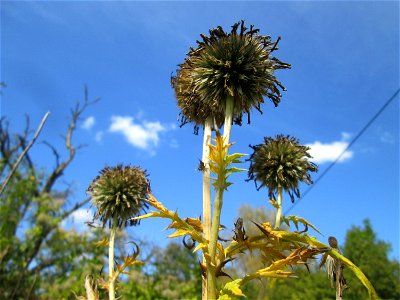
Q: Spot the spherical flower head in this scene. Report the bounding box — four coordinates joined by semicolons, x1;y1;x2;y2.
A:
248;135;318;202
172;20;291;129
87;165;150;227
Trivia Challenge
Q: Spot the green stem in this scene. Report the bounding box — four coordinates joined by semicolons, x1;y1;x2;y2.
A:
208;188;224;299
108;221;117;300
202;117;212;300
274;186;283;229
207;96;235;299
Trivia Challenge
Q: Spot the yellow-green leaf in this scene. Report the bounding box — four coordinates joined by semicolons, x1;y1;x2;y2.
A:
218;279;246;299
95;238;109;247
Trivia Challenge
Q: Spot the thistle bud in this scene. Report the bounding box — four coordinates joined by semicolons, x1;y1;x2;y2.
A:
172;20;290;130
248;135;318;202
87;165;150;228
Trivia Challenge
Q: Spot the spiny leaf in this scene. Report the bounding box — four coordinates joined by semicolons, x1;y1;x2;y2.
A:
252;222;378;299
185;217;203;232
282;215;321;234
168;229;193;238
193;242;208;253
218;279;246;299
95;238;109;247
226;153;247;164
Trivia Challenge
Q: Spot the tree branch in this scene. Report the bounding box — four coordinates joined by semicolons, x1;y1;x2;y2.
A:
0;111;50;195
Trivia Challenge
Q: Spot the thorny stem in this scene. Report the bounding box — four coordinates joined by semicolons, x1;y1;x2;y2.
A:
202;117;212;300
108;220;117;300
274;186;283;229
208;96;234;299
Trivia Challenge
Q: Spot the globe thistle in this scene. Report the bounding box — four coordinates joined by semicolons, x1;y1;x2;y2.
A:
87;165;150;228
248;135;318;202
171;20;291;130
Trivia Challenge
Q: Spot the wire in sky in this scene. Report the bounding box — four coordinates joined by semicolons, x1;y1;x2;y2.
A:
284;88;400;215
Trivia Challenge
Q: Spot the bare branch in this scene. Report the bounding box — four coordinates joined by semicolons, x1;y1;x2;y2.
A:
42;86;99;194
42;141;61;169
0;111;50;195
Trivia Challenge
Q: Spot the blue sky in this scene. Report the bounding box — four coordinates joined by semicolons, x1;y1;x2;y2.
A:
1;1;399;259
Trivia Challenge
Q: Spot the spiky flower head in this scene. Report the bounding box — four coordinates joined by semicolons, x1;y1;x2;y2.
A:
248;135;317;202
171;20;291;131
87;165;150;228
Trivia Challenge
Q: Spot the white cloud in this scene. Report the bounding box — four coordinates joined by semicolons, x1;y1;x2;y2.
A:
306;133;353;164
62;208;94;233
82;116;95;130
70;208;93;224
109;115;168;154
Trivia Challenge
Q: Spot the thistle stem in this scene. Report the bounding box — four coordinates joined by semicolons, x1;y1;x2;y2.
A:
207;96;234;299
202;117;212;300
108;220;117;300
274;186;283;229
208;188;224;299
336;260;343;300
222;96;234;142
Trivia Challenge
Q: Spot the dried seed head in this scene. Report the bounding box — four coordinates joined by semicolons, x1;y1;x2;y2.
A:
248;135;318;202
328;236;339;249
172;20;291;130
87;165;150;228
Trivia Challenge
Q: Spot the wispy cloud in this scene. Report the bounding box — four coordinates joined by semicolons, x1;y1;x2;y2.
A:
95;131;103;143
379;131;395;144
82;116;95;130
307;132;353;164
109;115;171;154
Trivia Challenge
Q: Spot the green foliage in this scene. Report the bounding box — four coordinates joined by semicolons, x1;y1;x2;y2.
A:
121;242;202;299
262;267;335;300
343;219;400;300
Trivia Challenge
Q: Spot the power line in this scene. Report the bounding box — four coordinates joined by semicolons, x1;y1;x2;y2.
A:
285;88;400;215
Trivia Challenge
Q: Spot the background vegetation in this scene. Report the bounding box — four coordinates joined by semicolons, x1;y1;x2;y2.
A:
0;102;398;299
